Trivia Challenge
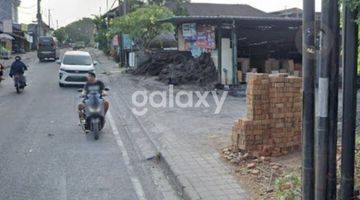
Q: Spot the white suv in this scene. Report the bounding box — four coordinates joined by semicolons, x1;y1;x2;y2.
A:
58;51;97;87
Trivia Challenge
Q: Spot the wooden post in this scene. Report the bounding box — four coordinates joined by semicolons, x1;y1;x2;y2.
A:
231;20;238;85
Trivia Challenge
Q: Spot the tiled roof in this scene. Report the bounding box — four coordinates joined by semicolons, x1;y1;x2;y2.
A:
165;2;275;18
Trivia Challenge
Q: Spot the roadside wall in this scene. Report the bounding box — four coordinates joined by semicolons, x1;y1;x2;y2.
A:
231;73;302;157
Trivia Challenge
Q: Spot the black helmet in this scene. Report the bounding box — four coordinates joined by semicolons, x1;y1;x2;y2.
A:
88;71;96;78
15;56;21;61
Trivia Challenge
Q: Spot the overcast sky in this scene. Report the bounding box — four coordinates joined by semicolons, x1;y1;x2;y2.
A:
18;0;322;28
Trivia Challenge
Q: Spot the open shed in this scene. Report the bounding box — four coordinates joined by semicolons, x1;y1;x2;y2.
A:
160;15;303;85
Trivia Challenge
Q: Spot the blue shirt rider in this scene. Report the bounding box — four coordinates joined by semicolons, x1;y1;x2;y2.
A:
9;56;27;78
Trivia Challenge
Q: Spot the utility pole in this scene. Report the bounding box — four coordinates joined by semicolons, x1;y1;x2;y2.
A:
326;0;340;199
124;0;128;14
340;2;358;199
118;0;127;67
48;9;51;28
37;0;42;38
302;0;316;199
56;20;59;29
121;0;127;15
315;0;340;199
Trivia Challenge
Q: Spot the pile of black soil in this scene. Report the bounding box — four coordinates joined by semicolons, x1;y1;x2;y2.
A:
132;51;217;86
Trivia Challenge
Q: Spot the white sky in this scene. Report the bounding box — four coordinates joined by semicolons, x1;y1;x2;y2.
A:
18;0;322;28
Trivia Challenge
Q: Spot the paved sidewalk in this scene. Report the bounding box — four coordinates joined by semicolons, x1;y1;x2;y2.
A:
91;49;249;200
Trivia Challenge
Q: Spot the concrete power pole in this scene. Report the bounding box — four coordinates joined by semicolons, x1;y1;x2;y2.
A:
48;9;51;29
119;0;127;67
118;0;127;16
123;0;127;15
37;0;42;38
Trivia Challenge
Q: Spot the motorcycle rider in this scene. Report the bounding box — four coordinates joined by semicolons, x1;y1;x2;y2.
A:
9;56;27;85
78;72;109;121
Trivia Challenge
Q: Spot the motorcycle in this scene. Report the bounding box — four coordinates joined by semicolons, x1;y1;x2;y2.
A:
13;74;26;93
78;88;109;140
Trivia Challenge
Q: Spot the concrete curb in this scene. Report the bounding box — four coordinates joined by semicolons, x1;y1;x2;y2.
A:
116;92;200;200
157;151;201;200
92;48;201;200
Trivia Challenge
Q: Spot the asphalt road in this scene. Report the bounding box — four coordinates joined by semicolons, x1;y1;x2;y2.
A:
0;52;177;200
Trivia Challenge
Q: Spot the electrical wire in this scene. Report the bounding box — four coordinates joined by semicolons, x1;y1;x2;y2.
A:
110;0;117;10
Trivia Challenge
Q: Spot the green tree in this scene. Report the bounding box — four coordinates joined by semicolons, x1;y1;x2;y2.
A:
346;0;360;73
127;0;145;11
53;27;68;45
92;15;109;53
64;18;96;45
109;5;174;49
148;0;189;15
346;0;360;10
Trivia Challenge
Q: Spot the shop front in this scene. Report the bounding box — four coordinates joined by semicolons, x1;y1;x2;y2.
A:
161;16;302;86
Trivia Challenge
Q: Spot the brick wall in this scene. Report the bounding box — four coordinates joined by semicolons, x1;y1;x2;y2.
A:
231;73;302;157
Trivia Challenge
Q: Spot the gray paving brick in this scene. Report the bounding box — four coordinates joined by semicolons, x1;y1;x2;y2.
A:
115;69;249;199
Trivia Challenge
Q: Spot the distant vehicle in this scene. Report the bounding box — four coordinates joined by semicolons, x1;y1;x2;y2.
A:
58;51;97;87
73;42;86;50
37;36;59;62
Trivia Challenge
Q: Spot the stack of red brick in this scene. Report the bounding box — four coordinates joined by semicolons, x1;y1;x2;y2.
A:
232;73;302;157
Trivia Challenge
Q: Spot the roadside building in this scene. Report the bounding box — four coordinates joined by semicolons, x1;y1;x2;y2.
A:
11;23;33;53
0;0;21;51
28;22;51;50
103;5;127;63
102;3;305;82
161;3;303;85
0;0;20;23
270;7;321;20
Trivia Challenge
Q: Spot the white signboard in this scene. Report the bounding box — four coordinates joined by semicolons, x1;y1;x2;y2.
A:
25;33;33;43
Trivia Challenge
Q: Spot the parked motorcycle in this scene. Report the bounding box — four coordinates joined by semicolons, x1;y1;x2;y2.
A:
13;74;26;93
78;88;109;140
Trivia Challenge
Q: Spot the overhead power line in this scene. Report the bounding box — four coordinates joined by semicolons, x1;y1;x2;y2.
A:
110;0;117;10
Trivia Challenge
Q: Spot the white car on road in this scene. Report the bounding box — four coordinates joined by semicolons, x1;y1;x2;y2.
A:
58;51;97;87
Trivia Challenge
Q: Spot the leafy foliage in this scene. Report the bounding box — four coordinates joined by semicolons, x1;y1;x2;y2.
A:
126;0;146;11
92;16;109;53
274;173;302;200
64;18;96;45
148;0;189;15
345;0;360;10
54;18;95;46
346;0;360;74
109;5;174;49
53;27;68;45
